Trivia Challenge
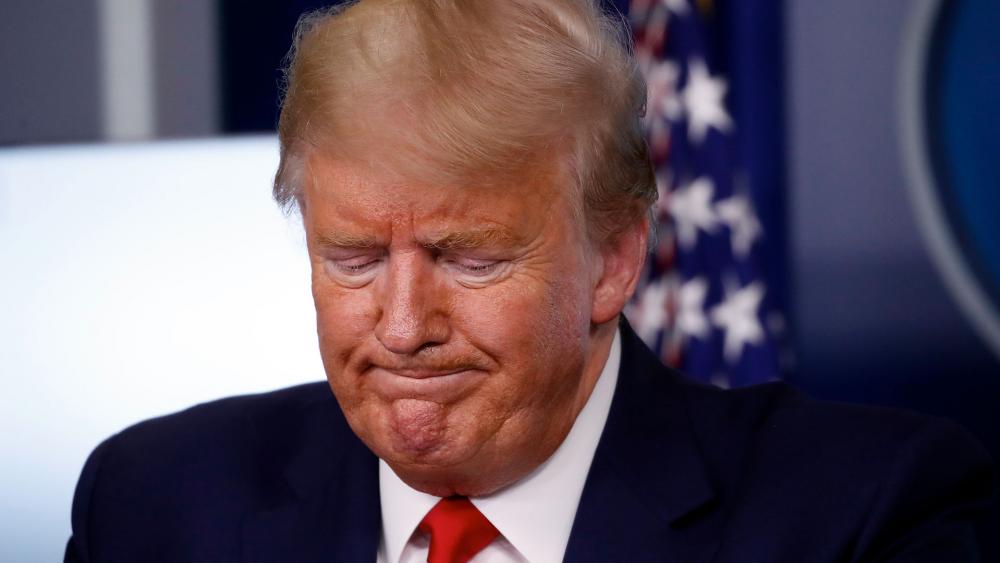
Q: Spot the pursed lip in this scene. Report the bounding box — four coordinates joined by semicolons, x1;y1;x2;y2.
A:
366;366;486;400
378;367;466;379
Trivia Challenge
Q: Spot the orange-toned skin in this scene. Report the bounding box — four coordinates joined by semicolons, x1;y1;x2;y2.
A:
303;154;647;497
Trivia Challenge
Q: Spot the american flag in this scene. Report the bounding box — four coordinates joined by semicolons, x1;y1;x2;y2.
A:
624;0;783;388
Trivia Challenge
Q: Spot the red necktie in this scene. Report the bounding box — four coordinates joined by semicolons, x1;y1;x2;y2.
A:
418;496;500;563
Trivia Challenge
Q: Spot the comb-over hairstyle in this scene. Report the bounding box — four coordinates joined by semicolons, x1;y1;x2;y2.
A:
274;0;656;242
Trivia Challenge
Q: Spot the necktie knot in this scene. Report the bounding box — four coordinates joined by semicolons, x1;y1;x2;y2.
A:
419;496;499;563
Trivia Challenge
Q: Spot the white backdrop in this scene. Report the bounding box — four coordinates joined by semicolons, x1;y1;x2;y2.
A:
0;137;324;562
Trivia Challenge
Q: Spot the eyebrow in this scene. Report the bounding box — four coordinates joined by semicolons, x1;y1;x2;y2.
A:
312;228;521;250
421;228;521;250
313;231;378;248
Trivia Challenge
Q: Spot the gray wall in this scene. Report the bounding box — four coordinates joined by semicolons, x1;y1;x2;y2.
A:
153;0;219;137
0;0;103;145
0;0;218;145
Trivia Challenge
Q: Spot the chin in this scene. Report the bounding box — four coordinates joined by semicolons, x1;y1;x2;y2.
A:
387;457;516;498
383;425;564;498
361;421;516;496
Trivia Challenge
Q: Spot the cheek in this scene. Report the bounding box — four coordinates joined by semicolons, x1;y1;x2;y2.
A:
312;278;374;380
454;266;592;381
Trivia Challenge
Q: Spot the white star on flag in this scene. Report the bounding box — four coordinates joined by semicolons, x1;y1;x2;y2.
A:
677;277;710;339
681;58;732;144
669;176;718;250
647;60;682;123
716;193;763;258
644;60;681;155
710;281;766;363
632;276;671;343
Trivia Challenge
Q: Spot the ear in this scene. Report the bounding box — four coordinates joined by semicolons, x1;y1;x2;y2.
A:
591;216;649;325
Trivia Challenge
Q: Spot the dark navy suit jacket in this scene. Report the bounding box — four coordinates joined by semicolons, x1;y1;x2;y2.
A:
66;323;995;562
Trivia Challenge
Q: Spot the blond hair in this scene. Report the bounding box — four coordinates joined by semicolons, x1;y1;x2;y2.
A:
273;0;655;242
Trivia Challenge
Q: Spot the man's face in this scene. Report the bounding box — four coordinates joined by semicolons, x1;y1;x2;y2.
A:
302;154;627;496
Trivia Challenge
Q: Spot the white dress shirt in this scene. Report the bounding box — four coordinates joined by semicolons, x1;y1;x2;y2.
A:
377;329;622;563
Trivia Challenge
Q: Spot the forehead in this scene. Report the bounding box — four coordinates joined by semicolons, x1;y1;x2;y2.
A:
301;152;579;238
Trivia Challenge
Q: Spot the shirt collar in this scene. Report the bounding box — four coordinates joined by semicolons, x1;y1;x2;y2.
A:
379;329;622;563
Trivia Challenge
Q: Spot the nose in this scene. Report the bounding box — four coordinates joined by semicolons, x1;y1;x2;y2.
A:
373;252;449;354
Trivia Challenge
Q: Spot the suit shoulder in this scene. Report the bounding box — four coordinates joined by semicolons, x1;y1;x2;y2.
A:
674;377;994;559
107;381;331;453
88;382;337;499
674;374;993;496
68;381;343;559
671;375;805;441
749;392;996;516
674;373;977;458
745;384;985;463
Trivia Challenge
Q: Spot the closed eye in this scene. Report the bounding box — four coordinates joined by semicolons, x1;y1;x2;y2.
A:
443;257;510;287
455;260;500;276
322;253;384;287
336;258;380;274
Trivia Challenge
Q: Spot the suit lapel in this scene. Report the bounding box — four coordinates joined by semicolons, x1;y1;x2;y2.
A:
242;395;381;563
240;322;722;562
564;321;722;562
